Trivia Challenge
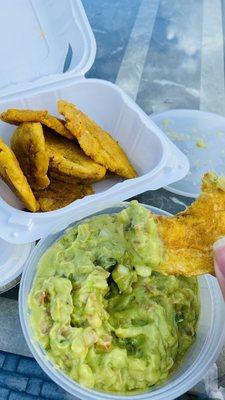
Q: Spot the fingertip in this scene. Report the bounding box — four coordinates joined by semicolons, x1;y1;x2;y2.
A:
213;237;225;252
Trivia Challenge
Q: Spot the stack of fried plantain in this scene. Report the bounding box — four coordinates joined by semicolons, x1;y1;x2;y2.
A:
0;101;137;212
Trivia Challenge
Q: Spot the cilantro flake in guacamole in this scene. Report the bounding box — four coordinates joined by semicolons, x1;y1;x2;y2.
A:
29;201;199;393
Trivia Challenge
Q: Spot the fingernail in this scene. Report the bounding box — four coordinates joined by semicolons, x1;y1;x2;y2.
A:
213;237;225;251
214;261;225;300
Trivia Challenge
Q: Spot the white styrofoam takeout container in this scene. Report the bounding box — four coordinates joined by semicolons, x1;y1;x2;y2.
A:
19;203;225;400
0;0;189;246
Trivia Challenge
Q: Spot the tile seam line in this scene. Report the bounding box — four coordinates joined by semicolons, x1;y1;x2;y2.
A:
115;0;160;100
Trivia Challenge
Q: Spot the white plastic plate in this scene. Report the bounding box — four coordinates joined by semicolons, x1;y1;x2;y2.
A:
152;109;225;198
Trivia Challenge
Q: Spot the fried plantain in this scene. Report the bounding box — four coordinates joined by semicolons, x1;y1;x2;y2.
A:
1;108;73;140
0;138;39;212
11;123;49;190
58;100;137;179
155;172;225;276
34;179;93;211
39;114;73;140
1;109;47;124
44;130;106;182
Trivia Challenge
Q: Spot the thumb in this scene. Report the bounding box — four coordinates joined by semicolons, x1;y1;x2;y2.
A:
213;237;225;300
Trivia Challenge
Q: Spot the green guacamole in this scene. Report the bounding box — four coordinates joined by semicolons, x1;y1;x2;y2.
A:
29;201;199;393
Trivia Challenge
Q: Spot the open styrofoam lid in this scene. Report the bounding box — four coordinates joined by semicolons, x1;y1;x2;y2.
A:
0;0;96;99
0;239;35;292
151;109;225;198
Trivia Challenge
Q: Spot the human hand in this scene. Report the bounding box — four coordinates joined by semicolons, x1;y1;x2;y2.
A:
213;238;225;299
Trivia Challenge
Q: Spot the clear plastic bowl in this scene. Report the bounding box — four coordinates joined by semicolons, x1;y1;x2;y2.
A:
19;203;225;400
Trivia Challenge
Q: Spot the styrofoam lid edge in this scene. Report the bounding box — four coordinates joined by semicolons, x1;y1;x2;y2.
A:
0;0;97;100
